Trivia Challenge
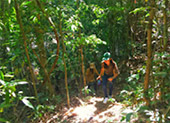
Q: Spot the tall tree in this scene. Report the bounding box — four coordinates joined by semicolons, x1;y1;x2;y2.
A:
35;0;60;95
59;0;70;107
144;0;155;106
77;0;87;88
14;0;38;102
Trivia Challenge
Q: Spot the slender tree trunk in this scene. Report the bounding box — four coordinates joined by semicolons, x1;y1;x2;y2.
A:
144;0;155;106
35;0;61;96
163;0;168;51
35;0;60;82
31;48;55;95
76;0;86;88
59;0;70;108
14;0;38;102
80;46;86;87
33;26;55;95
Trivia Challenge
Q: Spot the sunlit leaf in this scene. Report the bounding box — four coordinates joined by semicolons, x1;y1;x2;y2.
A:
14;81;28;85
130;7;147;14
21;97;34;109
4;74;14;78
0;71;4;80
33;17;38;23
71;25;77;32
0;80;5;85
120;90;129;94
20;1;32;7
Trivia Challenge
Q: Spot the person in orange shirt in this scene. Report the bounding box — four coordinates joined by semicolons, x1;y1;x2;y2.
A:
97;52;119;103
86;63;99;95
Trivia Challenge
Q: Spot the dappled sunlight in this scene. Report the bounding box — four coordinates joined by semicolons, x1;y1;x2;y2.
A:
72;104;97;122
61;96;125;123
89;96;103;103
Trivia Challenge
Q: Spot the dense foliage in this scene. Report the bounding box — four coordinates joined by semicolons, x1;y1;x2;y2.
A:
0;0;169;122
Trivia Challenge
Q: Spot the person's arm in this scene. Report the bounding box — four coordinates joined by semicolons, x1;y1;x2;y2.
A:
94;67;99;76
97;63;104;80
114;61;120;75
108;59;119;82
108;69;119;82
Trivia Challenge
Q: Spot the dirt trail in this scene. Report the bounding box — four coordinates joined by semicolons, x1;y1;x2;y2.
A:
60;96;126;123
39;82;136;123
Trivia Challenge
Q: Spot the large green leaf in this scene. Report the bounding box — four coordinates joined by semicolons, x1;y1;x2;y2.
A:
21;97;34;109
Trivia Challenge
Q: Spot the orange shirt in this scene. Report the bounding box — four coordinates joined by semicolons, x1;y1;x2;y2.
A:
86;67;99;82
100;58;119;77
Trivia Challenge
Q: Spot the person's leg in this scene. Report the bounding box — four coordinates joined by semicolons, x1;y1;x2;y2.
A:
108;82;113;97
88;82;91;89
102;75;108;98
109;79;116;97
87;82;93;94
93;81;97;94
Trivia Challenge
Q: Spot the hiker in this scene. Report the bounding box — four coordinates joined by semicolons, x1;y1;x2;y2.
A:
97;52;119;103
86;63;99;95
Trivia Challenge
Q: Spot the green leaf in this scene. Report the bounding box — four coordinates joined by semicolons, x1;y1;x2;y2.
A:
136;74;139;80
0;118;8;122
121;116;126;122
0;102;12;109
21;97;34;109
71;24;77;32
0;80;5;85
14;81;28;85
20;1;32;7
130;7;147;14
154;72;167;77
10;55;18;62
0;71;4;80
126;112;133;122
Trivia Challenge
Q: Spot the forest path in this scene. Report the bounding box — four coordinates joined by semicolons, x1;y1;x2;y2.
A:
60;96;127;123
45;83;137;123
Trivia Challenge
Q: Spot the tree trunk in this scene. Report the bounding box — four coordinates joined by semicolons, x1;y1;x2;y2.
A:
59;0;70;108
143;0;155;106
35;0;60;81
76;0;86;89
14;0;38;102
35;0;60;95
33;25;55;95
80;46;86;87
